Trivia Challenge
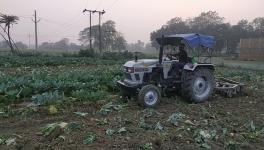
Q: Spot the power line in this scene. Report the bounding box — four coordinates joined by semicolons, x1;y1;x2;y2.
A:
53;12;83;28
96;0;104;10
39;13;84;37
41;17;81;28
12;34;80;38
85;0;89;8
17;16;33;19
107;0;119;11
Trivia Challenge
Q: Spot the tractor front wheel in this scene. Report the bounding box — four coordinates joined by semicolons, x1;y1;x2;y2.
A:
138;85;161;108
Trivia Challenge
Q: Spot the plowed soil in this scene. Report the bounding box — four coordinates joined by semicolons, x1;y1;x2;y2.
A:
1;89;264;150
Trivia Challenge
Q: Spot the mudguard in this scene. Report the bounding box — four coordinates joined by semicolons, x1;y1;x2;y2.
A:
183;63;215;71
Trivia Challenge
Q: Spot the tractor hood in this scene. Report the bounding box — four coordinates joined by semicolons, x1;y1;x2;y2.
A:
124;59;159;68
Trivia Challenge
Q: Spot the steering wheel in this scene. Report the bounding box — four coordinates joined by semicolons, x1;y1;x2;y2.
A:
166;54;178;60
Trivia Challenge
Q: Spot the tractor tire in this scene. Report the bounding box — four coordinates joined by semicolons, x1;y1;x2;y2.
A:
181;68;215;103
138;85;161;108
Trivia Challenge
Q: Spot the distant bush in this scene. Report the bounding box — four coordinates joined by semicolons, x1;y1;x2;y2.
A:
79;49;147;60
61;52;79;57
79;48;96;57
101;51;145;60
18;51;42;57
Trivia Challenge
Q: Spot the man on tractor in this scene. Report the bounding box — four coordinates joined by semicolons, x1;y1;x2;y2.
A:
168;43;189;77
175;43;188;63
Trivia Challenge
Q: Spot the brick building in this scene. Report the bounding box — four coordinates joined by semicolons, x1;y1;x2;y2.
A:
239;38;264;61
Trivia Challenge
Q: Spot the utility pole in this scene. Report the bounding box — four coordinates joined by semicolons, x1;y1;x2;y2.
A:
32;10;40;51
93;10;105;54
28;34;31;49
83;9;95;49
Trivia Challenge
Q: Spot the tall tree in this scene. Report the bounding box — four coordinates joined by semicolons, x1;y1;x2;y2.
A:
189;11;224;29
251;17;264;37
79;20;127;52
113;32;126;52
0;14;19;53
150;17;189;48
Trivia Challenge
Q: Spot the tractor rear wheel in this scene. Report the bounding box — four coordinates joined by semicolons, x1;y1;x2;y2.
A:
181;68;215;102
138;85;161;108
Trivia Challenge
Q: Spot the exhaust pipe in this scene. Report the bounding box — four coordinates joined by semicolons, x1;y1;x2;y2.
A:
134;52;138;62
159;35;164;64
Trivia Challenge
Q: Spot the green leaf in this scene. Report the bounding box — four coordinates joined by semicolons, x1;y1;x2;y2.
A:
117;127;127;134
0;138;7;145
222;128;228;135
113;104;127;112
155;121;164;131
41;122;68;136
83;132;96;144
201;143;211;149
142;108;159;118
245;120;256;132
74;112;88;117
167;112;186;126
95;118;108;125
250;121;256;132
106;129;115;136
98;102;113;115
210;130;217;140
258;127;264;134
68;122;81;130
6;138;16;146
140;142;153;150
138;118;153;130
41;123;58;136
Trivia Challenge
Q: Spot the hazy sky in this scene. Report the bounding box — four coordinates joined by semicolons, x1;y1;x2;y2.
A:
1;0;264;45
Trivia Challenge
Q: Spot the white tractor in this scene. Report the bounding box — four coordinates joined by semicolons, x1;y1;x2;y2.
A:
117;33;217;107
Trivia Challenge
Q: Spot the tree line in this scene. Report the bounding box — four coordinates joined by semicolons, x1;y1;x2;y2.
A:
1;11;263;54
150;11;264;53
0;38;81;52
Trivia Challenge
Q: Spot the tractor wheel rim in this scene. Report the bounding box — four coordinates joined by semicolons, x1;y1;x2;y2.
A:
193;77;210;97
144;90;158;106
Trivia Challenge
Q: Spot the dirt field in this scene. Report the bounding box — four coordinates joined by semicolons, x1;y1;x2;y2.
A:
0;57;264;150
1;90;264;150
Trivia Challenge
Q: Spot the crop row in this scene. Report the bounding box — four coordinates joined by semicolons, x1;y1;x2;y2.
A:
0;55;123;67
0;65;122;105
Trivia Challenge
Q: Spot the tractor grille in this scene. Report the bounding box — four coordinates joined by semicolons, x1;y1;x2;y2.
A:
124;73;132;80
135;74;140;81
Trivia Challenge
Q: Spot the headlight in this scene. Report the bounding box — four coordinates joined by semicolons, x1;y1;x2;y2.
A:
127;67;134;73
135;68;148;72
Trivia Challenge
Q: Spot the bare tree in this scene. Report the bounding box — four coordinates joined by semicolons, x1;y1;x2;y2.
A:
0;14;19;53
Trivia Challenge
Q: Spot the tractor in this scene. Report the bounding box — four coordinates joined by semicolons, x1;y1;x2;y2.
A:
117;33;216;107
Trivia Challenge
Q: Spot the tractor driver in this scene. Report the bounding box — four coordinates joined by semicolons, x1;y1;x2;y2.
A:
175;43;188;63
168;43;188;76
